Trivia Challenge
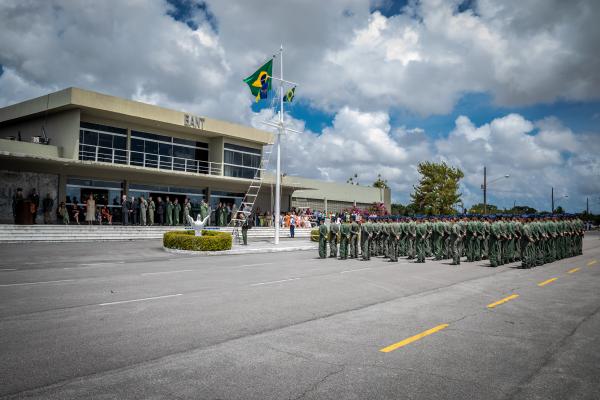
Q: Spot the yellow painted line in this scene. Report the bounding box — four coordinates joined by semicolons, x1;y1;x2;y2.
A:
538;278;558;287
487;294;519;309
379;324;449;353
567;267;580;274
587;260;597;266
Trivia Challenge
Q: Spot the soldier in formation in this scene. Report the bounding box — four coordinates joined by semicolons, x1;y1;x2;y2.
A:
318;214;584;269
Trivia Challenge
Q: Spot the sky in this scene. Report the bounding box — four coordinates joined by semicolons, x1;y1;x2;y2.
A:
0;0;599;213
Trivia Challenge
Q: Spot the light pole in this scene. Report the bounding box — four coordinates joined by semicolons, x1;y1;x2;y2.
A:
481;166;510;214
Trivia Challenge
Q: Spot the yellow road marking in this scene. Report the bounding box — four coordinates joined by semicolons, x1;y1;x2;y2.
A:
567;267;580;274
538;277;558;287
379;324;449;353
487;294;519;309
587;260;597;266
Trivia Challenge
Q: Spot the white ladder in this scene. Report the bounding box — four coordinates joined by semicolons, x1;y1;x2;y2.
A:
229;143;274;237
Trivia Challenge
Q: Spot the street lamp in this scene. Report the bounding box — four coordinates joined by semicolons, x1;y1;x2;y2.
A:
481;166;510;214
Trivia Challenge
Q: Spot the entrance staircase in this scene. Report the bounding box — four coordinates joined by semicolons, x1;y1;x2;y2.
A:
0;224;313;243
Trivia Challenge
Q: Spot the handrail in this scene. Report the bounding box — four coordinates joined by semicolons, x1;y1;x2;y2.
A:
78;144;223;176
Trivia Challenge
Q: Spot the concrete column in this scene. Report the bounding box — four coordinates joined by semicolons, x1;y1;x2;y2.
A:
324;198;328;214
126;128;131;165
58;173;67;202
123;179;129;196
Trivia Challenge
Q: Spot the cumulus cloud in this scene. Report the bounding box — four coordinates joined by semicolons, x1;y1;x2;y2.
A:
253;108;597;212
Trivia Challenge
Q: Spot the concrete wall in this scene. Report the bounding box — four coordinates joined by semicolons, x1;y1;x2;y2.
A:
0;139;60;158
0;170;59;224
0;109;80;159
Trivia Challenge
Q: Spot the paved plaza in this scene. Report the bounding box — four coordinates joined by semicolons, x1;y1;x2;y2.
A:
0;233;599;399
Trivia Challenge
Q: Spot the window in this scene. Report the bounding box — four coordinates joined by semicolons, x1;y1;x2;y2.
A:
78;122;127;164
223;143;262;179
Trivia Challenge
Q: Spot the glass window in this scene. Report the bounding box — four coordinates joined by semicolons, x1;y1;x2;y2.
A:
80;122;126;135
98;133;113;149
113;135;126;150
224;143;262;155
159;143;172;156
131;138;144;153
145;140;158;154
130;152;143;166
83;130;98;146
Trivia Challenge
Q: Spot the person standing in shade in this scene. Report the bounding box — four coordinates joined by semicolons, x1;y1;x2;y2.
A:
42;193;54;224
165;196;173;226
29;188;40;224
131;196;138;225
12;187;25;224
183;197;191;225
148;196;155;225
58;201;69;225
318;219;329;258
200;199;209;225
85;194;96;225
139;196;147;226
156;197;164;225
121;195;129;225
173;198;181;225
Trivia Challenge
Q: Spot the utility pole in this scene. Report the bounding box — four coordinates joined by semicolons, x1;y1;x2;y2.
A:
587;197;589;214
483;166;487;215
551;187;554;213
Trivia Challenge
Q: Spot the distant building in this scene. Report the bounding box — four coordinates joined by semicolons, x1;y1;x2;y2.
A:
0;88;390;223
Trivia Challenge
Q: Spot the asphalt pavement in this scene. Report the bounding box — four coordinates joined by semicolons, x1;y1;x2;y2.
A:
0;233;599;399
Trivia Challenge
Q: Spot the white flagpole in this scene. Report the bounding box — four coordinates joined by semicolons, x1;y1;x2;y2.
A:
274;45;283;245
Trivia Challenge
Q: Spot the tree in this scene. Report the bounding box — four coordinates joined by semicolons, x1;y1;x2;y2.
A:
391;203;406;215
373;174;389;189
469;203;501;214
410;161;464;215
554;206;565;214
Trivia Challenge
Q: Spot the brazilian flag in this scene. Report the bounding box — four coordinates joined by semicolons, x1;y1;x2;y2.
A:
283;86;296;102
243;59;273;102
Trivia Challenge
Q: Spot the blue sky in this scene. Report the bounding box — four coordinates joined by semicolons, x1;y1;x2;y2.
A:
0;0;598;213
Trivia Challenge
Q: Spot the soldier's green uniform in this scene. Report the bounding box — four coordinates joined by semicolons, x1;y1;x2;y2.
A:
200;201;209;223
399;221;408;257
166;199;174;226
513;220;522;261
465;220;476;262
388;222;400;262
415;221;427;263
450;221;463;265
481;220;490;259
350;220;360;259
380;222;390;258
183;201;191;225
489;219;502;267
370;222;380;256
520;220;535;268
506;219;516;263
433;220;444;260
339;223;351;260
318;222;328;258
424;221;433;257
407;220;417;259
329;222;340;258
173;201;181;225
443;221;452;259
361;222;372;260
148;199;155;225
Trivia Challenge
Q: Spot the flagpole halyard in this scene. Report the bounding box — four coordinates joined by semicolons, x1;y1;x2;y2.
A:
274;45;284;245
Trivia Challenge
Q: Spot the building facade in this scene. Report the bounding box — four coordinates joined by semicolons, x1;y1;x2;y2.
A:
0;88;390;223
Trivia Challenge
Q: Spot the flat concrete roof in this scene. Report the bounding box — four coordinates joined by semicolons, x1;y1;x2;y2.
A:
0;87;273;145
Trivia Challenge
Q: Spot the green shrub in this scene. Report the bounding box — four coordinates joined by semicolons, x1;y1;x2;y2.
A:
163;230;232;251
311;228;319;242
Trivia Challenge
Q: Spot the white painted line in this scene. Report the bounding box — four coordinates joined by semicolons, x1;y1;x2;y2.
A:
99;294;183;306
0;279;76;287
340;268;372;274
64;261;126;270
141;270;193;276
250;278;300;286
0;268;17;271
80;261;126;266
237;262;275;268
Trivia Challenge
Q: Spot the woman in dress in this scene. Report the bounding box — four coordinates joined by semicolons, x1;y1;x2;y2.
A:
85;194;96;225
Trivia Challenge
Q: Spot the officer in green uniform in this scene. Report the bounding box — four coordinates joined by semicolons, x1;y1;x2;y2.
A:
148;196;156;225
481;217;490;260
199;200;209;224
173;198;181;225
415;218;427;263
361;220;372;260
339;222;351;260
350;217;360;259
241;215;250;245
433;218;443;260
388;220;400;262
465;218;475;262
407;218;417;259
183;198;192;225
165;196;174;226
329;218;340;258
489;216;502;267
450;219;463;265
318;219;328;258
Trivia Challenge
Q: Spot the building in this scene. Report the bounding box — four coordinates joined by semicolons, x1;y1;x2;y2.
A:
0;88;390;223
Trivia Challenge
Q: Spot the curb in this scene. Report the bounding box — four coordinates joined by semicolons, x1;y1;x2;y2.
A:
163;243;318;256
